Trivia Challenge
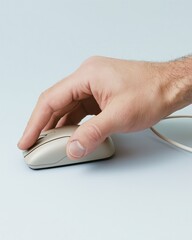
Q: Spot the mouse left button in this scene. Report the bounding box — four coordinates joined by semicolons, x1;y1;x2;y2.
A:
24;137;69;168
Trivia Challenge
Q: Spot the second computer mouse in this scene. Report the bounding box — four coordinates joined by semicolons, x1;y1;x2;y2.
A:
23;125;115;169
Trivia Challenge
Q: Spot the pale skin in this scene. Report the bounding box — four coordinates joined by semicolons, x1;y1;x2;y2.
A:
17;56;192;159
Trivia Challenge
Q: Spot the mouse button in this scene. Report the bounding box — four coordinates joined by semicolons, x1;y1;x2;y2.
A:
24;137;69;166
38;130;56;141
38;127;63;141
36;136;47;144
39;133;48;138
29;129;61;149
40;128;57;135
23;137;49;157
52;125;79;138
37;125;79;141
23;132;70;159
22;137;52;158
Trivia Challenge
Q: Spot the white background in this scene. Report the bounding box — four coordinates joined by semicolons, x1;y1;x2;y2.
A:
0;0;192;239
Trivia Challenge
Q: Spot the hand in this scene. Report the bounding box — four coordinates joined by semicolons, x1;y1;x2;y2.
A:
17;56;185;159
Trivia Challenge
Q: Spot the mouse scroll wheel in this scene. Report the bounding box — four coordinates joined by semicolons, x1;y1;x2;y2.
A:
38;133;48;140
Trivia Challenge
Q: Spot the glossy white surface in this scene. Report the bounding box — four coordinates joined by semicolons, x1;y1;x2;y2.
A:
0;0;192;239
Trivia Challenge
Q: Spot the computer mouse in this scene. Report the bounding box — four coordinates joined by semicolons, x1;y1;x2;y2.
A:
23;125;115;169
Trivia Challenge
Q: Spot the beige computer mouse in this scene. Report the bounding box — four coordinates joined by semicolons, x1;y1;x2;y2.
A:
23;125;115;169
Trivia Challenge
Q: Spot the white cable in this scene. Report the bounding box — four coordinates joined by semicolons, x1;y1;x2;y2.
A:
150;115;192;153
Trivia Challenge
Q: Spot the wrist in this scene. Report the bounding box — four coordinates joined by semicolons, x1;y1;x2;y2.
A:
155;57;192;115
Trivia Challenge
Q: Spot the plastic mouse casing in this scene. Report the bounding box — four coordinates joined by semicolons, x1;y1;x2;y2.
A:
23;126;115;169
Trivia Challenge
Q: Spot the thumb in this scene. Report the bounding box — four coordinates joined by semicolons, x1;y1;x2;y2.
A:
66;110;115;160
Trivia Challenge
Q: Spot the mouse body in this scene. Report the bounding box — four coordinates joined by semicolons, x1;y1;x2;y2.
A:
23;125;115;169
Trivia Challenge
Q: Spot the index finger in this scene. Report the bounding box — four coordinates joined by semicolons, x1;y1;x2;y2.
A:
17;74;89;150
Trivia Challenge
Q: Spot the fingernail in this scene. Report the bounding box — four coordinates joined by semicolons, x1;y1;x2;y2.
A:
68;140;86;158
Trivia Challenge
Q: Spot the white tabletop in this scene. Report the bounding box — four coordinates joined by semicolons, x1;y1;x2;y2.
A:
0;0;192;239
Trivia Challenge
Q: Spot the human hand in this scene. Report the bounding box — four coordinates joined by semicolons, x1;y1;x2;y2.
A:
17;56;190;159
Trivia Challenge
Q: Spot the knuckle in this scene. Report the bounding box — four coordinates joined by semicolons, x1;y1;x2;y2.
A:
38;90;48;103
86;124;102;143
82;56;101;66
80;56;102;75
38;92;45;102
38;89;53;111
52;111;60;119
79;56;106;86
